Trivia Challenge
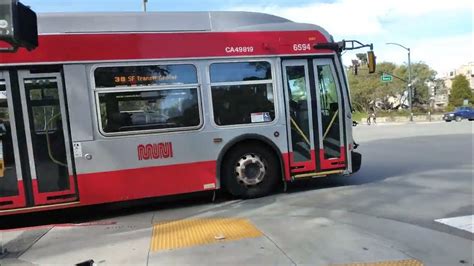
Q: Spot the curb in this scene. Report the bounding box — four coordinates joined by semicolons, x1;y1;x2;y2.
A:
358;121;445;126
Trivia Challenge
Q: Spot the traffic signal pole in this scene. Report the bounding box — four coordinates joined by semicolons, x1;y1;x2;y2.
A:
387;42;413;121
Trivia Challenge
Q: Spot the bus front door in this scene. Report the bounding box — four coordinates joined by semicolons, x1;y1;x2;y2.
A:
312;59;346;171
283;60;317;174
283;58;346;177
0;70;77;211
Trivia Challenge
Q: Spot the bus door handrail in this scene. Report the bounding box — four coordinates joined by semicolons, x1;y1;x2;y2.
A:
323;110;339;140
44;113;67;167
290;117;310;145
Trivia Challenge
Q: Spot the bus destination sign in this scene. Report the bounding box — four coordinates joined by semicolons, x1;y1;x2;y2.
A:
113;74;178;85
94;64;198;88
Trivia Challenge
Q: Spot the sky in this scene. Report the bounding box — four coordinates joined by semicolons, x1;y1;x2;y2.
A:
22;0;474;77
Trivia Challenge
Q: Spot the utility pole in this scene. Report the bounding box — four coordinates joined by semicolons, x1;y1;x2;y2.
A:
143;0;147;12
407;47;412;121
387;42;413;121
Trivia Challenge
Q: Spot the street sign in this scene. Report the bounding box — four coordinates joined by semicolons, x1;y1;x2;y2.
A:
381;74;393;82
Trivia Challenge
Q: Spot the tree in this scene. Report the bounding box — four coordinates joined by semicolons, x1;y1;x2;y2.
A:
449;74;473;106
394;62;437;105
347;60;439;112
356;53;367;65
347;62;404;111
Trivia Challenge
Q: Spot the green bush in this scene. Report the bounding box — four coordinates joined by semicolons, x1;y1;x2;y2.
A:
352;111;367;121
449;75;473;106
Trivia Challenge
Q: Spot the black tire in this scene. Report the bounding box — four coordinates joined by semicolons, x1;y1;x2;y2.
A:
468;119;474;121
455;116;462;122
221;144;280;199
445;120;452;122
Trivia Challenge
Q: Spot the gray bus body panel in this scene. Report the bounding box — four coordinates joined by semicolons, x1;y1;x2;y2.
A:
63;65;94;142
72;58;289;181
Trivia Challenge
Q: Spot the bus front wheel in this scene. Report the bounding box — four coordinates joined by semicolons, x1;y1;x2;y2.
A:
221;144;279;199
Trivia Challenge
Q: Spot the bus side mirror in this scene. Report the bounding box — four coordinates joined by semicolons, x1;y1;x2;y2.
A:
367;51;376;74
0;0;38;52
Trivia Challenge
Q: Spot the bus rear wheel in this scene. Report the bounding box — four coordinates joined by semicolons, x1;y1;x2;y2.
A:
222;144;279;199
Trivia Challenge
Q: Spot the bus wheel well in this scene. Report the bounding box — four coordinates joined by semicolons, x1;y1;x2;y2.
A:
217;137;284;190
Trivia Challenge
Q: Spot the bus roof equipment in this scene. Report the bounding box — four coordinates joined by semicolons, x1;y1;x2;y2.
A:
0;0;38;52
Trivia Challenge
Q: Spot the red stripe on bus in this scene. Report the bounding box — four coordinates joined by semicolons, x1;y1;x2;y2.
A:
31;175;78;206
282;153;292;181
0;180;26;210
76;160;217;205
289;150;317;174
319;148;346;170
0;149;347;215
0;31;330;65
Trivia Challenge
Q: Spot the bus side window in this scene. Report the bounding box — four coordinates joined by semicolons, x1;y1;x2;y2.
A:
98;88;200;134
107;112;131;132
94;63;201;135
210;61;275;126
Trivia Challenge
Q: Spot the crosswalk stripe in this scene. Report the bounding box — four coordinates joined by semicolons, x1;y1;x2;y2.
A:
435;215;473;233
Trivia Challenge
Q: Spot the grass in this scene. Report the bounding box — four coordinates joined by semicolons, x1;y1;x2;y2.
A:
352;112;367;121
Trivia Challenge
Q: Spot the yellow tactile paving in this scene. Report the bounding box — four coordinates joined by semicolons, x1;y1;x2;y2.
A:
150;218;263;252
332;259;423;266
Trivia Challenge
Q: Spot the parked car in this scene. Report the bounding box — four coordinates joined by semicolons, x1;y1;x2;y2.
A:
443;106;474;122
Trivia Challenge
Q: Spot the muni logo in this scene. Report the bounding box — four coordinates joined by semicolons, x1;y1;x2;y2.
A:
137;142;173;160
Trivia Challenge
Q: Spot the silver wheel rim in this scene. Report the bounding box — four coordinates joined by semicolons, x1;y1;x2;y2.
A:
234;153;267;186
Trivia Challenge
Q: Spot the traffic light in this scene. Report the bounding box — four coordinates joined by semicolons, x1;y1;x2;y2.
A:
367;51;376;73
0;0;38;51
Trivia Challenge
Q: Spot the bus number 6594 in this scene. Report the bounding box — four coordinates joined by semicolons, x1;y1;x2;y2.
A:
293;43;311;51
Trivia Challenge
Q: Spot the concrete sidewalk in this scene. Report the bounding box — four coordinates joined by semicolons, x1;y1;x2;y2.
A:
1;196;471;265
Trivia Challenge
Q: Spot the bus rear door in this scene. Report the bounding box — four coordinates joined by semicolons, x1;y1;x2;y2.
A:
282;58;346;177
0;69;77;211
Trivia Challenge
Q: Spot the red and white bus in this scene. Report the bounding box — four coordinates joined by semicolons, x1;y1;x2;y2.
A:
0;11;371;215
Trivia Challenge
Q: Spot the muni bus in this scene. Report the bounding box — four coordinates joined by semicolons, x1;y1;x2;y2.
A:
0;11;373;215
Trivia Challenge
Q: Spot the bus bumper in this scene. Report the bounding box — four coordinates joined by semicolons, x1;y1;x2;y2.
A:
351;151;362;173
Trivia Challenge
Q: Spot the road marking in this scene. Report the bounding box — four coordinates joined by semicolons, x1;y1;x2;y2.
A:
331;259;423;266
150;218;262;252
435;215;473;233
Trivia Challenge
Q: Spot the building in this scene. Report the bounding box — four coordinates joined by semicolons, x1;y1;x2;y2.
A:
443;62;474;91
438;62;473;108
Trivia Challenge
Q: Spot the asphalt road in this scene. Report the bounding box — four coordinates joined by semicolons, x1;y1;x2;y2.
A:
1;121;473;265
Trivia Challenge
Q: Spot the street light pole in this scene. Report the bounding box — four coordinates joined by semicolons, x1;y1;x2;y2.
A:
387;42;413;121
143;0;147;12
407;47;413;121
